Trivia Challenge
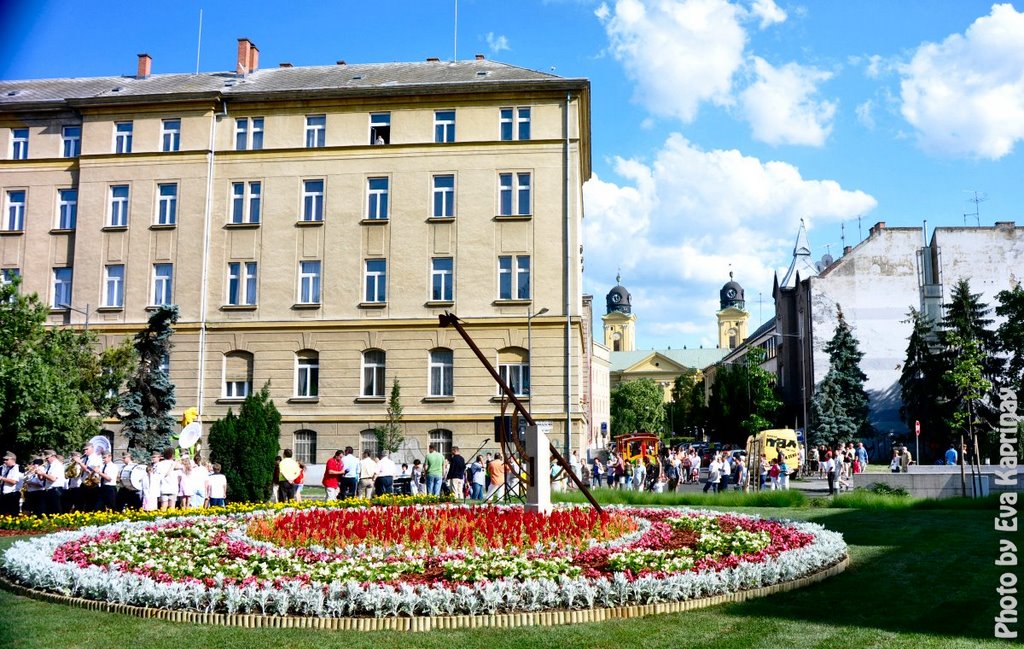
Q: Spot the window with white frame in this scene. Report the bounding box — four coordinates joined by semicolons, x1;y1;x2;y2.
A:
500;107;531;141
361;349;386;397
62;125;81;158
223;351;252;399
295;350;319;398
114;122;133;154
429;429;453;458
109;185;129;227
4;190;25;231
302;179;324;221
364;259;386;303
431;257;453;302
298;260;321;304
57;189;77;230
227;261;257;306
161;119;180;152
370;112;390;145
360;430;379;458
498;348;530;397
498;255;530;300
235;117;263;151
103;264;124;308
366;177;389;220
498;172;531;216
434;110;455;143
52;267;73;308
428;348;454;397
230;181;261;224
305;114;325;148
10;128;28;160
294;430;317;464
432;174;454;218
152;263;173;306
156;183;177;225
1;268;20;288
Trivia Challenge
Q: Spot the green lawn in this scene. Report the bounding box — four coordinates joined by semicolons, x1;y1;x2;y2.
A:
0;503;1009;648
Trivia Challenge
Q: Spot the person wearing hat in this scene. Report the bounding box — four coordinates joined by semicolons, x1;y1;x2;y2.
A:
0;452;23;516
38;450;66;515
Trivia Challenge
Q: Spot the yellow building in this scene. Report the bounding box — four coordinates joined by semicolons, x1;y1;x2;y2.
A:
716;273;749;350
0;40;592;463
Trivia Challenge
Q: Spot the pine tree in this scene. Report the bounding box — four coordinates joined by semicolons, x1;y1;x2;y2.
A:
941;279;1003;381
120;305;179;458
995;283;1024;392
811;305;871;446
208;383;280;503
374;379;405;454
899;308;946;442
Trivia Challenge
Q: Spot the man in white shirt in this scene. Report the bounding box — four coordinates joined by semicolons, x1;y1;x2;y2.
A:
375;452;396;496
341;446;359;499
358;451;377;499
207;463;228;507
38;449;66;514
0;451;23;515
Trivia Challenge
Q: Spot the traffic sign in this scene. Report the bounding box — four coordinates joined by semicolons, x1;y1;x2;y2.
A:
915;420;921;436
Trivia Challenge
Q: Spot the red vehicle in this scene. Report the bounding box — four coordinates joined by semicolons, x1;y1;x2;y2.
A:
614;433;662;465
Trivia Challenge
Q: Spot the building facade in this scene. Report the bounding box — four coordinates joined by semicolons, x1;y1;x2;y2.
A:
0;40;592;463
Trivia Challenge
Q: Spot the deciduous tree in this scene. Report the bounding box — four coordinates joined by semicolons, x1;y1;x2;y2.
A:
610;378;666;436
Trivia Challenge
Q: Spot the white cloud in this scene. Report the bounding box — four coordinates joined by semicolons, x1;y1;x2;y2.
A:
485;32;510;53
584;134;877;347
597;0;748;122
899;3;1024;159
855;100;875;130
749;0;786;29
740;57;836;146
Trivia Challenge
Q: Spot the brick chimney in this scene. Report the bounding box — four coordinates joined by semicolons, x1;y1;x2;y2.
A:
843;245;853;255
249;44;259;73
237;38;258;75
137;53;152;79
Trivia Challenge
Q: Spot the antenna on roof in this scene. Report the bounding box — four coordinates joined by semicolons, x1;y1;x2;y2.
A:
453;0;458;62
840;222;846;249
964;190;986;227
195;9;203;75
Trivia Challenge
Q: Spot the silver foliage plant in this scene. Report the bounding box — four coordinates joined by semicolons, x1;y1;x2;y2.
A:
1;509;847;618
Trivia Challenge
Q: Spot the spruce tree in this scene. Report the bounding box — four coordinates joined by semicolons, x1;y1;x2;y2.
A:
995;284;1024;392
374;378;405;454
120;305;179;458
208;383;280;503
811;305;871;446
899;308;946;442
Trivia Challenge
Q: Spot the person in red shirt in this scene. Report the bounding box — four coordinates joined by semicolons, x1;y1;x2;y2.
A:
322;450;343;501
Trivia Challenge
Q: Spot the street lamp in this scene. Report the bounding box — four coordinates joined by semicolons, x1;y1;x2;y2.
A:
60;302;91;330
526;307;549;415
775;332;808;438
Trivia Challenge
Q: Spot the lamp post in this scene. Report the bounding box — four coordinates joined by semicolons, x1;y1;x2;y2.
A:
60;302;91;331
775;332;809;438
526;307;549;415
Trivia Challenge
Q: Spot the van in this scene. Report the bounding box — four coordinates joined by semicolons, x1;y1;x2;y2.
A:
746;429;801;476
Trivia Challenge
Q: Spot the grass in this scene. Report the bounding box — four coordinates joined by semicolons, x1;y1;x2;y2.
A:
0;500;1010;648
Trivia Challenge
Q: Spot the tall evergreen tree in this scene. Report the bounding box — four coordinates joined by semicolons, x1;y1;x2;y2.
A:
995;283;1024;392
899;308;947;442
120;305;179;457
810;305;871;446
941;279;1003;382
208;383;280;503
374;379;405;454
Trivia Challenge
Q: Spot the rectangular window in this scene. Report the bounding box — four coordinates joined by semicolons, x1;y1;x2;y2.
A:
432;174;455;218
62;125;81;158
498;255;531;300
364;259;387;303
103;264;124;308
114;122;133;154
1;268;20;288
302;179;324;222
370;112;390;145
53;267;73;308
367;177;389;220
362;350;386;397
152;263;173;306
305;114;325;148
230;181;261;224
109;185;129;227
4;190;26;231
161;119;180;152
227;261;257;306
429;349;454;397
298;260;321;304
58;189;77;230
500;107;531;141
499;363;530;397
434;110;455;143
431;257;453;302
11;128;28;160
498;172;532;216
156;183;177;225
296;355;319;398
294;431;317;464
235;117;263;150
224;380;249;399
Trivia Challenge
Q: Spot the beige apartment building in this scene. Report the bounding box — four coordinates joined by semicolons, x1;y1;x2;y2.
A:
0;40;592;464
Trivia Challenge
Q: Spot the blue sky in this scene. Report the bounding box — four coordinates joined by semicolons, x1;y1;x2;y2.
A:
3;0;1022;350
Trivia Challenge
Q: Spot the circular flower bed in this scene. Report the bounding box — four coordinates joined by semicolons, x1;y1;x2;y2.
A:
1;505;847;618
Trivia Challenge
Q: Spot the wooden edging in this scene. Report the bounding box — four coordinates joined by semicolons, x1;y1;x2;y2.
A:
0;556;848;632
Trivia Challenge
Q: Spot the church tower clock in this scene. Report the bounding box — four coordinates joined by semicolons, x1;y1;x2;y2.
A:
602;274;636;352
717;273;749;349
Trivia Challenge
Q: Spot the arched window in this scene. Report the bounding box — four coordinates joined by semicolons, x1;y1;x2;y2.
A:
429;429;453;458
362;349;386;397
497;347;529;396
728;328;738;349
428;348;453;397
360;429;379;457
295;350;319;398
294;430;317;464
223;350;253;398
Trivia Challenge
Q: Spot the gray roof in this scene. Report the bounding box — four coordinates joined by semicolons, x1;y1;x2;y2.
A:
610;348;729;372
0;60;583;110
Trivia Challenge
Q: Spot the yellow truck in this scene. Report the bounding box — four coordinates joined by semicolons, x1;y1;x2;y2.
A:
746;429;802;481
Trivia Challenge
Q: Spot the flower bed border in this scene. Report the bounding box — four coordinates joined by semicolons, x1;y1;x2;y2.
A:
0;555;848;632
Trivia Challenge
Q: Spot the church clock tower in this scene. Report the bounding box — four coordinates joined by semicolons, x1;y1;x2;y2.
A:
717;273;749;349
602;274;636;352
